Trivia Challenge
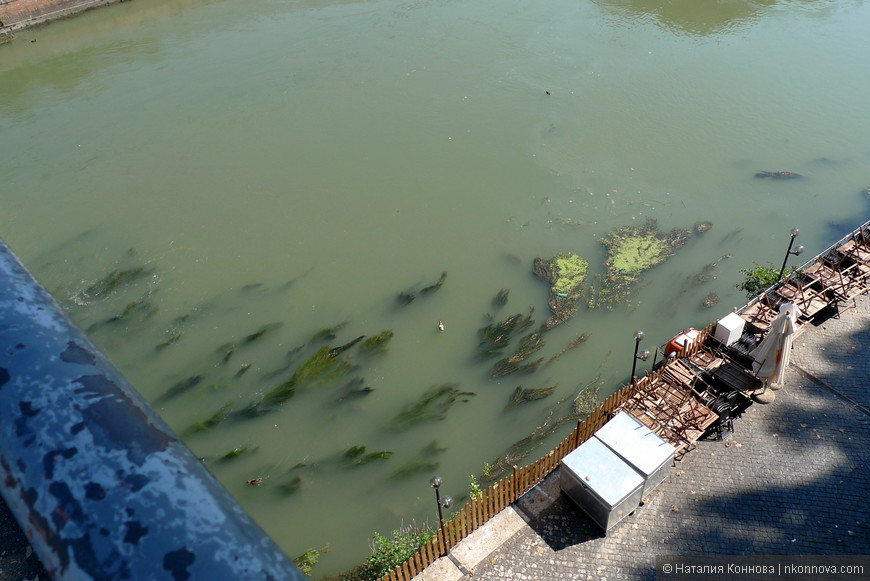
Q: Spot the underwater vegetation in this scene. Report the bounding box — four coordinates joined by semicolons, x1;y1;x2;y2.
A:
754;170;804;179
533;253;589;330
477;308;535;360
602;218;691;282
184;403;233;436
388;384;476;431
505;385;557;410
333;378;375;404
216;446;258;463
547;334;589;364
215;322;284;364
490;331;546;378
290;445;394;474
359;330;394;355
584;218;694;310
86;293;159;333
482;378;601;484
694;221;713;233
155;314;190;351
397;271;447;306
390;441;448;479
155;374;203;404
239;344;356;416
492;288;510;309
72;265;156;305
702;292;720;308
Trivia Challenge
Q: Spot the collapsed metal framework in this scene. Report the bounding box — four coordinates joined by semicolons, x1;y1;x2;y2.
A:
0;239;305;580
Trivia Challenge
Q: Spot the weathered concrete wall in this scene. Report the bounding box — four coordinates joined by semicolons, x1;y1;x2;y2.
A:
0;0;123;36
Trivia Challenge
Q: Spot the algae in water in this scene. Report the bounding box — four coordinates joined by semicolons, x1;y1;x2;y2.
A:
532;253;589;329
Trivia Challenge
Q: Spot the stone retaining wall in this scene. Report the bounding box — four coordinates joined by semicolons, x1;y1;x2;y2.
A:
0;0;122;35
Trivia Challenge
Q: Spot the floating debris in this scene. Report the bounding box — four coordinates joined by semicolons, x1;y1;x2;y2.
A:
492;288;510;309
533;253;589;329
755;170;805;179
547;334;589;364
388;384;475;431
505;385;557;410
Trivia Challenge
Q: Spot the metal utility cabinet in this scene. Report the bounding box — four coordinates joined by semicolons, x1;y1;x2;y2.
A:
594;411;675;497
560;436;644;532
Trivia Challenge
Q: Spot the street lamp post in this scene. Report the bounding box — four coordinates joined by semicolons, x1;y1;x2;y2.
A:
429;476;453;526
631;330;650;381
778;228;805;280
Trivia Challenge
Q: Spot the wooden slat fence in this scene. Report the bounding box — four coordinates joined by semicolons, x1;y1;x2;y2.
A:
378;324;716;581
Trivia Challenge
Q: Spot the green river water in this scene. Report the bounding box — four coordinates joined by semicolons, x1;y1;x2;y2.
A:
2;0;869;575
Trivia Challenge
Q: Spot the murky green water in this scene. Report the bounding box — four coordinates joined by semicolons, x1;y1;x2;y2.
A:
2;0;869;575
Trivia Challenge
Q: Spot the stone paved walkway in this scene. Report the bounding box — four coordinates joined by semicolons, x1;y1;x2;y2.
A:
422;296;870;580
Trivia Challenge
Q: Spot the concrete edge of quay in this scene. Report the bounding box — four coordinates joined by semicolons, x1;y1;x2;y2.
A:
0;0;123;37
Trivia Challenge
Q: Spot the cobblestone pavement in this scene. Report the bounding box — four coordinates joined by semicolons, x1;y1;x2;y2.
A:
468;297;870;580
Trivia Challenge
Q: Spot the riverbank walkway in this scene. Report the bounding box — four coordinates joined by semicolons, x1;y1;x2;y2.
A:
416;294;870;580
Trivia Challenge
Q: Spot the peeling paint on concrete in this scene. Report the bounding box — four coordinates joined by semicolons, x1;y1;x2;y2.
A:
0;239;306;580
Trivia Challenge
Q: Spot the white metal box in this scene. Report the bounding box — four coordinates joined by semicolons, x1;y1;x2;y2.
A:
560;436;644;532
594;411;675;497
714;312;745;346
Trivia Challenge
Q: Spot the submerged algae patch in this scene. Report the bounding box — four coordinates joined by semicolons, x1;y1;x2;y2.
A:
588;218;694;309
533;252;589;329
602;218;690;278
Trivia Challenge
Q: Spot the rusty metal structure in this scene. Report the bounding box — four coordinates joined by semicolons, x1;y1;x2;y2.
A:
0;239;305;580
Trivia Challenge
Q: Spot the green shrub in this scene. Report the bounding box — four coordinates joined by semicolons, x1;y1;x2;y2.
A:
736;262;781;297
469;474;483;501
363;522;434;579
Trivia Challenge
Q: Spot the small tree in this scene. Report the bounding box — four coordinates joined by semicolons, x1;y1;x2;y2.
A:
736;262;780;298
